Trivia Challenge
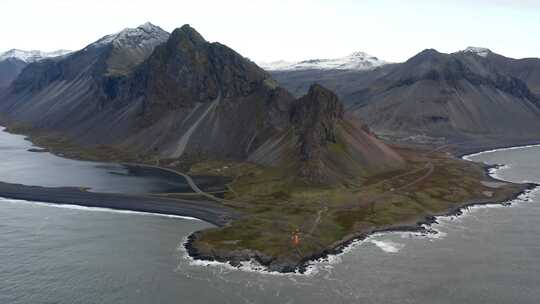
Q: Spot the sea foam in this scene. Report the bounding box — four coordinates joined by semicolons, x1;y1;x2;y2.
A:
0;197;200;221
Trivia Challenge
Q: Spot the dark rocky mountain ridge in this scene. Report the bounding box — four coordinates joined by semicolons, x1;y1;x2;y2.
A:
0;23;403;182
0;24;292;161
267;48;540;152
478;50;540;96
350;49;540;151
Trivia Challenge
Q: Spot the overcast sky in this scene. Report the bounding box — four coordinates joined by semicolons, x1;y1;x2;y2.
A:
1;0;539;63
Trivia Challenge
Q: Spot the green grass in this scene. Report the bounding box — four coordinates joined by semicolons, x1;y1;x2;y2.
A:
190;148;525;268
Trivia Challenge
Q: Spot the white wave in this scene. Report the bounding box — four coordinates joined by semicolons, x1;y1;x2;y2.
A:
177;236;310;277
463;144;540;161
369;240;404;253
398;229;447;240
486;164;510;179
0;197;200;221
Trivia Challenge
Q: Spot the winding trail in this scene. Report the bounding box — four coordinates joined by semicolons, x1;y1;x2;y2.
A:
122;163;244;207
308;206;328;235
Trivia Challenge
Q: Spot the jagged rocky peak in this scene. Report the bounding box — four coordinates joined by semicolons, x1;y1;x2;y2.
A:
91;22;169;49
291;84;344;181
461;46;492;57
0;49;72;63
88;22;170;76
142;23;273;106
291;84;344;132
168;24;207;47
406;48;446;64
286;83;404;183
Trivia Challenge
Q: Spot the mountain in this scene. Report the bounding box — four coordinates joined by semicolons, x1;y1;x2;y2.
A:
266;45;540;151
261;52;392;103
260;51;387;71
0;49;71;90
115;24;293;160
249;84;404;183
348;48;540;151
268;66;394;103
0;24;404;181
0;24;293;162
0;22;169;141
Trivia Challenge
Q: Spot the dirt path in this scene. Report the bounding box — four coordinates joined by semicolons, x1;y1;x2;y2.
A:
122;162;234;205
308;206;328;235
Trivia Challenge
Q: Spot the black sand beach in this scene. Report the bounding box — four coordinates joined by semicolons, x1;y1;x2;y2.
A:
0;181;238;226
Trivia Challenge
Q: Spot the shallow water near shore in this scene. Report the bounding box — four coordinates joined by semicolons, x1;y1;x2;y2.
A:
1;127;540;303
0;126;194;193
0;126;227;193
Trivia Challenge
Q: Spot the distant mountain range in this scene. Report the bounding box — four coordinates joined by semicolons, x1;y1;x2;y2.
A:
266;47;540;152
259;51;387;71
350;48;540;150
0;49;72;63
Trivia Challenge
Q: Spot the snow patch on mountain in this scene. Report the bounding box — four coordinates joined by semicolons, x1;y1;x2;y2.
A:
90;22;169;49
0;49;72;63
259;52;387;71
461;47;492;58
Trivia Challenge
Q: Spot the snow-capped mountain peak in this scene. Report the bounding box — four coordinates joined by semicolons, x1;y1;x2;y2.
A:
462;46;492;57
91;22;169;49
349;51;377;59
0;49;72;63
259;51;387;71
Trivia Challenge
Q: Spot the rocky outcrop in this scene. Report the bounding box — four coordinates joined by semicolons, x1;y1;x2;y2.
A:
290;84;344;181
292;85;404;182
249;84;405;183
